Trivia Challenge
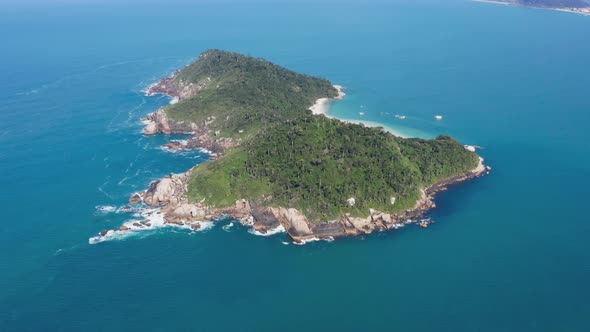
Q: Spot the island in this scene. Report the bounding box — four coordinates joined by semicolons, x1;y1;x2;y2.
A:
476;0;590;15
95;50;489;243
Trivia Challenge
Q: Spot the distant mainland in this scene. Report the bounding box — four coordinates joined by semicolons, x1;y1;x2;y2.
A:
475;0;590;16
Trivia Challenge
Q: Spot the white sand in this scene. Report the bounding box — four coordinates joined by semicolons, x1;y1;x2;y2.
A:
309;85;408;137
309;97;332;115
309;85;346;115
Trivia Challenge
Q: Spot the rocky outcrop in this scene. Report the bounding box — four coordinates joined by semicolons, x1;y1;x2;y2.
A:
143;171;192;207
128;170;213;226
146;71;208;101
164;203;209;224
144;73;241;156
147;118;239;157
270;207;314;238
143;109;172;135
146;72;180;97
143;72;244;158
250;207;280;231
171;203;206;219
129;192;144;204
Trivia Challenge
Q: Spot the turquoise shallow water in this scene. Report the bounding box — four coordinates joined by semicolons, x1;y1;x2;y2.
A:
1;0;590;331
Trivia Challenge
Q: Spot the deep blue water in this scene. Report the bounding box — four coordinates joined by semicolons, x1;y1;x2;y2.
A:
1;0;590;331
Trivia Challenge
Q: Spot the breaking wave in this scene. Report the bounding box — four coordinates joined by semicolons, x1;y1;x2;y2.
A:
89;206;214;245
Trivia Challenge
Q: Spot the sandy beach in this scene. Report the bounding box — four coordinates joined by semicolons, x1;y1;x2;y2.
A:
309;85;407;137
309;85;346;116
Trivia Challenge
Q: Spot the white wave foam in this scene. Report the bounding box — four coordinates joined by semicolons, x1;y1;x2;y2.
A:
118;176;129;185
143;82;157;96
160;142;215;157
97;180;114;199
89;230;130;244
222;222;235;232
293;236;334;245
141;119;153;128
170;97;179;104
242;216;254;226
199;148;215;156
293;237;320;245
89;207;215;244
248;224;285;237
95;205;116;215
95;204;141;216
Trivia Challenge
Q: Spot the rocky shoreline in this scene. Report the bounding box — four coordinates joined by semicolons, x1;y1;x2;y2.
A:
94;155;489;243
143;74;345;157
143;73;238;155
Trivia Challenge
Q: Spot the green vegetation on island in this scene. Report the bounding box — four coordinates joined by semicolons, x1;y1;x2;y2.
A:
163;50;337;138
188;113;479;222
151;49;480;223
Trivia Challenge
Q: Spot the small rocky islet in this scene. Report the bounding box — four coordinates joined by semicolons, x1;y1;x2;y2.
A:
96;49;489;243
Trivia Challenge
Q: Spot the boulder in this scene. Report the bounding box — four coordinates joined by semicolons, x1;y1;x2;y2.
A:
146;178;174;205
170;203;205;219
251;207;280;229
129;193;142;204
154;109;172;134
271;207;313;237
234;199;251;212
348;216;372;230
165;219;184;226
368;211;391;225
143;122;158;135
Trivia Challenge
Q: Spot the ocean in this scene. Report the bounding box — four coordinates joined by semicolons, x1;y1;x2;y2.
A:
1;0;589;331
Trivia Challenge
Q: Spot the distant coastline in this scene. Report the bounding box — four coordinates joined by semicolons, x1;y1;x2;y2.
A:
473;0;590;16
